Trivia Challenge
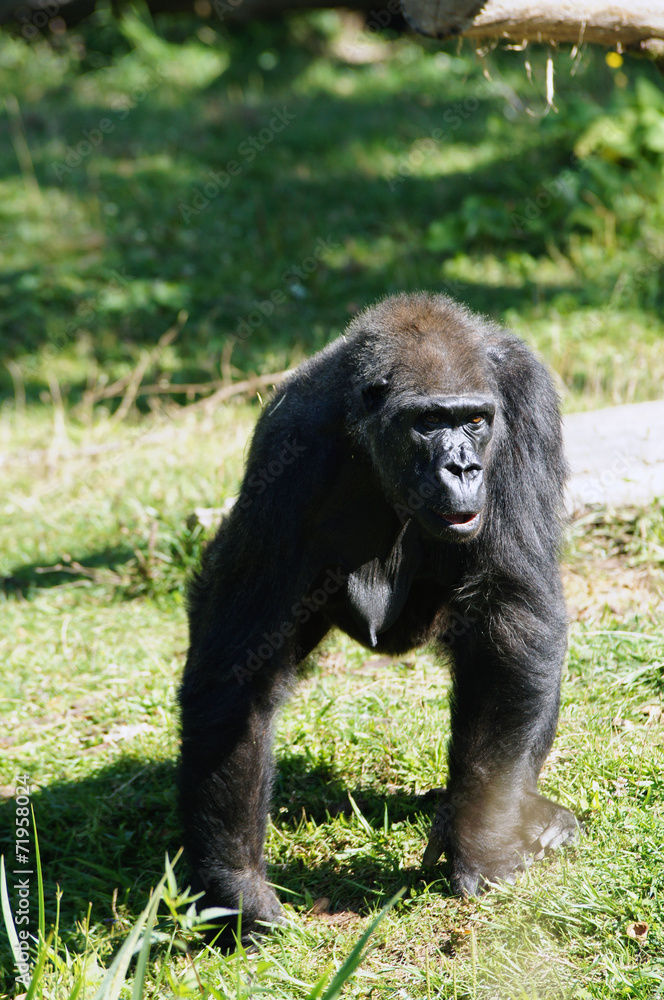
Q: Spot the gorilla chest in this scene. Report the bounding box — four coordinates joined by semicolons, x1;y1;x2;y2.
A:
324;521;462;650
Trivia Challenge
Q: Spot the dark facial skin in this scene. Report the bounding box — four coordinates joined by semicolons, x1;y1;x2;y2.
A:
371;393;496;542
410;394;495;540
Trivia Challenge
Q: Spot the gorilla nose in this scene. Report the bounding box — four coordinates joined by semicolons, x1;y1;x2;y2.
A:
443;458;483;482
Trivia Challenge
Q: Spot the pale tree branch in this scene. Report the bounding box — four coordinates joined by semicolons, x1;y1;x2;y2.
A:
400;1;664;59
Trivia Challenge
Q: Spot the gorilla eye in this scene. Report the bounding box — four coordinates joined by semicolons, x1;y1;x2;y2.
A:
469;415;485;425
421;412;444;428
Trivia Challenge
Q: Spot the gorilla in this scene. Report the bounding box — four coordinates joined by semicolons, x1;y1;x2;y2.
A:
178;292;578;939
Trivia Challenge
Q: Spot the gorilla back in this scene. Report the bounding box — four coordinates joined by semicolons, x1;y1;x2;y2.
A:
179;293;577;939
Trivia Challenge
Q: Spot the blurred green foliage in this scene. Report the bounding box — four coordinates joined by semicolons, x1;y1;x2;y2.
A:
1;8;664;417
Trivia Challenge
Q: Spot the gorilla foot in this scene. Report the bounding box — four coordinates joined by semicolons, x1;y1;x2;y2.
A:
423;790;579;895
195;868;286;947
525;795;580;862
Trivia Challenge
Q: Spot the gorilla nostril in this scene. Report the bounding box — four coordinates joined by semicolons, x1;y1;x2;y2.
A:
444;461;482;481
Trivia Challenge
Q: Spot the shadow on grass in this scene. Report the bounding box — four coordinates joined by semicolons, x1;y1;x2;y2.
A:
0;22;612;397
1;547;136;598
275;752;437;827
0;758;180;990
0;760;179;920
0;751;443;982
272;753;448;913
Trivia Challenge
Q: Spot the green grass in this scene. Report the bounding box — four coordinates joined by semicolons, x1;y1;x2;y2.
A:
1;400;664;998
1;10;664;999
2;8;664;415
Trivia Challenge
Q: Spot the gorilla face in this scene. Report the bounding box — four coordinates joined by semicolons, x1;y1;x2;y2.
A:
362;384;496;542
407;393;496;540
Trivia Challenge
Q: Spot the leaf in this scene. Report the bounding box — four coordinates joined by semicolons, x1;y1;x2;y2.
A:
32;808;45;946
347;792;373;838
626;921;648;942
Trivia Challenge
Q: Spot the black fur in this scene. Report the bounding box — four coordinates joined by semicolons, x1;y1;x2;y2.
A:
178;293;577;941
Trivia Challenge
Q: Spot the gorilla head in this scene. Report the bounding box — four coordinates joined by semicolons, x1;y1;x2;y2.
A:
349;296;509;541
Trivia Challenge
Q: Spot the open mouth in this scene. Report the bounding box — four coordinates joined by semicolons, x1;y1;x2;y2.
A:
436;512;479;526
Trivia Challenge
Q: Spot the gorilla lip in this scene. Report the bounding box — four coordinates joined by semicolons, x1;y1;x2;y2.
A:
436;511;479;526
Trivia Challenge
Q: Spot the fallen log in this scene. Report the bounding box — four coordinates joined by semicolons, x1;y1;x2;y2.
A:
399;1;664;61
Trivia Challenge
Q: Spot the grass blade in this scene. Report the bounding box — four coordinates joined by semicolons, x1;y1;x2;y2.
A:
92;874;167;1000
32;807;46;946
346;792;373;838
1;855;26;974
313;888;405;1000
24;934;52;1000
131;881;161;1000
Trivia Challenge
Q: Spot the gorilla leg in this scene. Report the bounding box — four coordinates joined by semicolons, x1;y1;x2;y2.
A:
425;595;577;893
179;672;284;932
178;619;326;937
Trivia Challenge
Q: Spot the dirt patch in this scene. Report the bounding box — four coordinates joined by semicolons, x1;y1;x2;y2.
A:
563;559;664;623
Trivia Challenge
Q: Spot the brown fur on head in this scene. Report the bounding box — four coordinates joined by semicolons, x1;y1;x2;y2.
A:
348;292;496;397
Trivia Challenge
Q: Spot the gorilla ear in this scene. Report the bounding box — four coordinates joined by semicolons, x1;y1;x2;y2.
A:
361;377;391;413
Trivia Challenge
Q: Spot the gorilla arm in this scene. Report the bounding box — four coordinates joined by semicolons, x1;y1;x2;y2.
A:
423;331;577;892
